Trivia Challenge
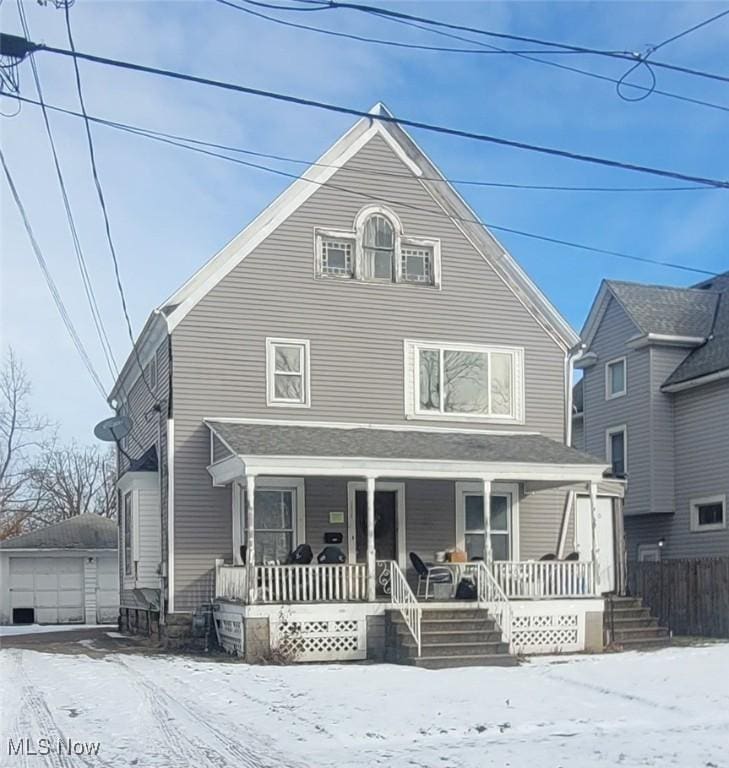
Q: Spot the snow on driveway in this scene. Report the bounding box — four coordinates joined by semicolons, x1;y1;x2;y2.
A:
1;645;728;767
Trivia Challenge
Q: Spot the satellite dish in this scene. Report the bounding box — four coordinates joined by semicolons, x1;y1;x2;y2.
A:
94;415;132;443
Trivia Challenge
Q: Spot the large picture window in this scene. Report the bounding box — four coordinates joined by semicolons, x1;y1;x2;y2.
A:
406;340;524;422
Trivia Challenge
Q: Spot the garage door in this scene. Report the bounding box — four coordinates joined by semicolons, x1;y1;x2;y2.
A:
10;557;85;624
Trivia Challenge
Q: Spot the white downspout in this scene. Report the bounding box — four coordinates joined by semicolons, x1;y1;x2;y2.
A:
565;344;585;447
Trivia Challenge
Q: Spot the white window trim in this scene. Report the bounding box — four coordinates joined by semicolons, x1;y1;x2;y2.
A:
455;481;520;560
637;543;661;562
605;424;628;474
265;338;311;409
605;356;627;400
240;477;307;561
314;206;441;288
404;339;525;424
689;494;726;533
346;480;407;570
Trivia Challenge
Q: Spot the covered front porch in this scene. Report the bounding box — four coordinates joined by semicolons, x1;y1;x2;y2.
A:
206;419;614;662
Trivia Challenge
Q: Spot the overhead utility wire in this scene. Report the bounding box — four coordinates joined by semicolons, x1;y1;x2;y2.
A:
25;40;729;189
16;0;119;383
295;0;729;85
6;93;714;193
0;149;108;399
219;0;729;114
12;95;715;278
62;3;158;404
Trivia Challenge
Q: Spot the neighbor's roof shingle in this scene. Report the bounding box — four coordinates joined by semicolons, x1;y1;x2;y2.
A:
206;421;605;466
0;514;117;550
607;280;719;338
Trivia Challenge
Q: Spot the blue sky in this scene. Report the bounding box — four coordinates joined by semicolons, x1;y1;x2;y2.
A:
1;0;727;442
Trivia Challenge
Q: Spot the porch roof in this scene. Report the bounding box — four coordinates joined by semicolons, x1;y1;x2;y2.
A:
205;419;609;483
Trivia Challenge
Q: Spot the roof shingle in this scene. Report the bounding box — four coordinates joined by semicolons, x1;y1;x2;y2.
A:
0;514;117;550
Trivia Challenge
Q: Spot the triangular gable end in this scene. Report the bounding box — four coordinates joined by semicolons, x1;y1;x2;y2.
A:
579;280;641;349
158;104;578;349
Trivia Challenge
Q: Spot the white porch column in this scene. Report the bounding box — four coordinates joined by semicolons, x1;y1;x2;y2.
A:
246;474;257;604
482;478;493;566
232;480;243;565
366;476;377;602
588;480;600;594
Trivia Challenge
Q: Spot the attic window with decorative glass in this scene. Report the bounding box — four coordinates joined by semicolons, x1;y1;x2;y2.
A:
315;205;440;287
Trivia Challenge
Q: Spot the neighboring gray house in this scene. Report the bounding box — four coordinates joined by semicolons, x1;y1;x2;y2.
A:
574;273;729;563
109;105;624;666
0;515;119;625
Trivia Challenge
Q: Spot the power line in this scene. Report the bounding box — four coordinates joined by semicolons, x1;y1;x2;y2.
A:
0;148;108;399
15;0;119;383
61;3;158;404
7;92;716;193
11;93;715;278
219;0;729;115
27;39;729;189
302;0;729;86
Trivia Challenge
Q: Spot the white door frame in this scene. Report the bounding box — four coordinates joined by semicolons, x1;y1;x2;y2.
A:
455;482;520;560
347;481;406;570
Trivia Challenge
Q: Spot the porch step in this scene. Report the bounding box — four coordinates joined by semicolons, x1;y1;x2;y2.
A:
385;607;517;669
604;595;671;651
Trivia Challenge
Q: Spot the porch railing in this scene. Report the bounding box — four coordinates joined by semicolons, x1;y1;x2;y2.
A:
257;563;367;603
492;560;597;599
379;559;421;656
215;562;368;603
473;560;512;649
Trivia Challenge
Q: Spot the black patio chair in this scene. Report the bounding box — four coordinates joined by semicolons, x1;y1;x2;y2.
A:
409;552;453;600
317;546;346;564
286;543;313;565
540;553;558;561
564;552;580;561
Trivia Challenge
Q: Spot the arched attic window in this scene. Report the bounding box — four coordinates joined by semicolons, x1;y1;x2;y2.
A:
362;212;396;281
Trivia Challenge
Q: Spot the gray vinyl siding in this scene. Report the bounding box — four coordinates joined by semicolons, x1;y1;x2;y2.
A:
519;489;566;560
116;340;170;600
625;381;729;560
583;297;651;515
170;135;569;611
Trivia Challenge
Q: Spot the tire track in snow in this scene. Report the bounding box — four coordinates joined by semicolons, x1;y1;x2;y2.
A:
109;657;307;768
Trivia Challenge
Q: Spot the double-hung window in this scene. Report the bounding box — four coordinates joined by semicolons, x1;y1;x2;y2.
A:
606;425;627;476
405;340;524;422
123;491;133;576
458;485;514;561
690;495;726;532
254;488;296;563
266;338;310;407
605;357;626;399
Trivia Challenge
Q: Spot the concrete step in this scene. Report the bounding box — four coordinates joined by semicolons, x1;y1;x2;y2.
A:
402;640;510;658
419;629;503;644
420;609;488;621
409;654;520;669
608;607;652;621
613;626;670;642
390;615;498;633
607;596;644;609
616;636;672;651
609;616;659;630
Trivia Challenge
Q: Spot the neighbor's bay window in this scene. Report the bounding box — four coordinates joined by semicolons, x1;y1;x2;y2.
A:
266;338;310;407
406;340;524;421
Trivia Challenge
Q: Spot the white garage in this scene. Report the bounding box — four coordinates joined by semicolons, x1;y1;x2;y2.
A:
0;515;119;626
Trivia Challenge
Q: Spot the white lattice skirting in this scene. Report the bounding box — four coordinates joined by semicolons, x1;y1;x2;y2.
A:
271;611;367;662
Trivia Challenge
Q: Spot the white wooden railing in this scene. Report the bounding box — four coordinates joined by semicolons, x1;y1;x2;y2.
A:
215;562;368;603
378;559;421;656
473;560;513;648
492;560;596;599
257;563;367;603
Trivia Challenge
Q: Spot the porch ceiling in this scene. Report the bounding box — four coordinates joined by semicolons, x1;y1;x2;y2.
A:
205;419;609;484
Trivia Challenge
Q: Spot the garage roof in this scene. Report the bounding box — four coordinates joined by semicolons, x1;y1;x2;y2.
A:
0;514;117;550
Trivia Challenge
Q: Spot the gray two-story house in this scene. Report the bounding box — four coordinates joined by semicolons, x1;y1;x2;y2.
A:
110;105;623;667
574;274;729;563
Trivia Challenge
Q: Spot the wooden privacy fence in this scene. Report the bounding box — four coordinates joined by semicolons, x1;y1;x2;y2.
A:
627;558;729;638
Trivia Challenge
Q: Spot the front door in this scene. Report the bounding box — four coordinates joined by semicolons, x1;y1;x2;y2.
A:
354;490;398;563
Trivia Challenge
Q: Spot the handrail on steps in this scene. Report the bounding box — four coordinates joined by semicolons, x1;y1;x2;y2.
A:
473;560;513;650
379;559;421;656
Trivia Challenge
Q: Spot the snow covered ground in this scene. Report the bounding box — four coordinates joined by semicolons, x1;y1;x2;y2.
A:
0;624;116;637
1;644;728;767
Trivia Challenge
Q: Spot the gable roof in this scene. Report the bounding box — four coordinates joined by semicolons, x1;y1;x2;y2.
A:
145;103;577;349
0;514;117;550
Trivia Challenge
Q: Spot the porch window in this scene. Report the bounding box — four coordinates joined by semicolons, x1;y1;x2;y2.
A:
407;340;524;422
606;425;627;476
123;491;132;576
266;338;310;407
690;495;726;532
254;488;295;563
464;493;510;561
